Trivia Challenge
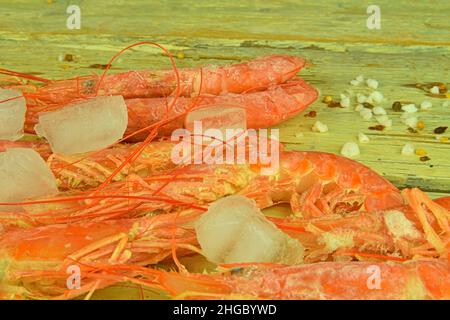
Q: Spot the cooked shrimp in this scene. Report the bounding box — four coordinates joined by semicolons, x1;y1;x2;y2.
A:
15;55;305;108
0;148;402;227
271;188;450;262
0;209;201;299
23;77;317;141
154;259;450;300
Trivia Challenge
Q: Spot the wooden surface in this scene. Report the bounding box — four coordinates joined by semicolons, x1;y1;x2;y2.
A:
0;0;449;199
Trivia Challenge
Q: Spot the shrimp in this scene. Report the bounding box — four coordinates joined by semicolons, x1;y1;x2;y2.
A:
23;77;317;141
271;188;450;263
0;209;201;299
240;150;403;216
153;259;450;300
47;141;178;190
16;55;305;108
1;190;446;299
0;149;402;227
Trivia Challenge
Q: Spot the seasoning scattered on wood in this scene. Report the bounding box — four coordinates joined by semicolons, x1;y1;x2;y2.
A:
434;126;448;134
392;101;403;112
362;102;374;109
63;54;74;62
322;96;333;103
89;64;110;69
415;149;427;156
420;156;431;162
304;110;317;118
404;82;447;94
407;127;418;134
369;124;385;131
326;101;342;108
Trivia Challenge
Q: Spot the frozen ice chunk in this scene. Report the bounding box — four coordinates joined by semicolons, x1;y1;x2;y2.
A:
0;148;58;204
35;96;128;155
195;195;304;265
185;106;247;144
0;89;26;141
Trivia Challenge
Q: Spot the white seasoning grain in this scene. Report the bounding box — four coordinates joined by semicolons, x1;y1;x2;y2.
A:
375;115;392;127
373;106;387;115
358;132;370;143
357;94;367;104
366;78;379;89
401;104;418;113
356;75;364;82
355;104;364;112
420;101;432;110
375;115;389;123
404;116;418;128
401;143;414;155
350;79;361;86
360;108;373;120
341;142;360;157
430;86;440;94
312;121;329;133
369;91;384;104
366;96;374;104
340;95;350;108
345;89;355;96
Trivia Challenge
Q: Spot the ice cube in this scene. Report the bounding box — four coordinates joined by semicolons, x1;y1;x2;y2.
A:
0;148;58;204
34;96;128;155
185;106;247;145
195;195;304;264
0;89;26;141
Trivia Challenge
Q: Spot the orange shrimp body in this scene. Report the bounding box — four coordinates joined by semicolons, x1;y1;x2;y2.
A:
23;77;317;141
123;77;317;140
0;163;253;227
0;210;200;299
156;259;450;300
242;150;403;217
47;141;178;190
272;188;450;263
22;55;305;107
0;149;402;227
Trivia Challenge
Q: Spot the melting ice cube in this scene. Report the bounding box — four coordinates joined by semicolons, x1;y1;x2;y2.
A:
0;148;58;205
35;96;128;155
0;89;26;141
195;195;304;265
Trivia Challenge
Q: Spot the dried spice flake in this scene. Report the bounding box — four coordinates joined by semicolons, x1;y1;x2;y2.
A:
368;125;385;131
327;101;342;108
362;102;375;109
420;156;431;162
434;126;448;134
304;110;317;118
392;101;403;112
63;54;74;62
89;64;109;69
